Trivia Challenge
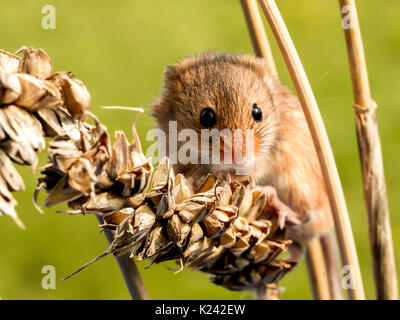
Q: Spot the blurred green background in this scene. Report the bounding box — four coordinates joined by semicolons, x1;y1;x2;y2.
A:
0;0;399;300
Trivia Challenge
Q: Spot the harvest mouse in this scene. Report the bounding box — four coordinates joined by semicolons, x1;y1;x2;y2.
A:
152;53;342;298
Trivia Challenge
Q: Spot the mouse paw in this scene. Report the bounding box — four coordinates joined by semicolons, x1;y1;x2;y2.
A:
253;186;301;228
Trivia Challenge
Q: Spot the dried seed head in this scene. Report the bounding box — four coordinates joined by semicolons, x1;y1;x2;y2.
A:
0;47;94;227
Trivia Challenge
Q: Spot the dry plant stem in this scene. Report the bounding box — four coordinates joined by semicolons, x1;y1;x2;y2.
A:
97;216;150;300
320;232;344;299
252;285;279;300
252;286;269;300
240;0;330;300
258;0;365;299
240;0;278;76
338;0;398;300
305;239;330;300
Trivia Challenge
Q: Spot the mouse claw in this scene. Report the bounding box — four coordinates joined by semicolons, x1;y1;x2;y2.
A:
278;211;287;230
277;209;300;229
253;185;301;228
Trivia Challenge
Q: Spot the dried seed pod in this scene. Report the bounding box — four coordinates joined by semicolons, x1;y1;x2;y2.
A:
109;205;156;257
166;213;191;247
132;204;156;235
49;137;82;172
49;72;91;115
61;76;91;115
68;162;94;195
0;149;25;192
2;105;45;150
0;72;62;111
18;47;53;80
177;210;193;224
35;81;63;110
14;73;49;108
84;192;124;215
42;176;83;207
231;182;253;216
35;107;76;138
127;193;146;208
202;206;238;238
2;139;37;166
196;174;217;193
0;174;23;228
108;131;129;179
104;208;130;226
151;156;172;190
0;72;21;104
220;227;236;248
174;174;194;203
0;50;19;73
138;222;173;262
175;201;207;223
249;220;271;245
0;105;45;168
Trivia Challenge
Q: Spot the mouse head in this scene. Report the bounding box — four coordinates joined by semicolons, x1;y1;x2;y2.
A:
152;53;281;180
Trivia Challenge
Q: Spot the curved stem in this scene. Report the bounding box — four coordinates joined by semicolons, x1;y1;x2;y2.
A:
258;0;365;299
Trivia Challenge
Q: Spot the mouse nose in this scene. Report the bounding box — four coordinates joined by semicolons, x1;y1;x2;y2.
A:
219;129;255;166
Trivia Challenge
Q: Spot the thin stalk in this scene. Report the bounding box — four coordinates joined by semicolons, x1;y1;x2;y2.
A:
305;239;330;300
320;232;345;299
258;0;365;299
240;0;278;76
338;0;398;300
97;216;150;300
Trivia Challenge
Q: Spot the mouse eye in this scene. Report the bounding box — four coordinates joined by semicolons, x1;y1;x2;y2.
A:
200;107;217;127
252;103;263;122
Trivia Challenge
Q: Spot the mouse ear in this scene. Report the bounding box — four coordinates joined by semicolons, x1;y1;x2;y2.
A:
163;64;179;82
263;75;278;91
